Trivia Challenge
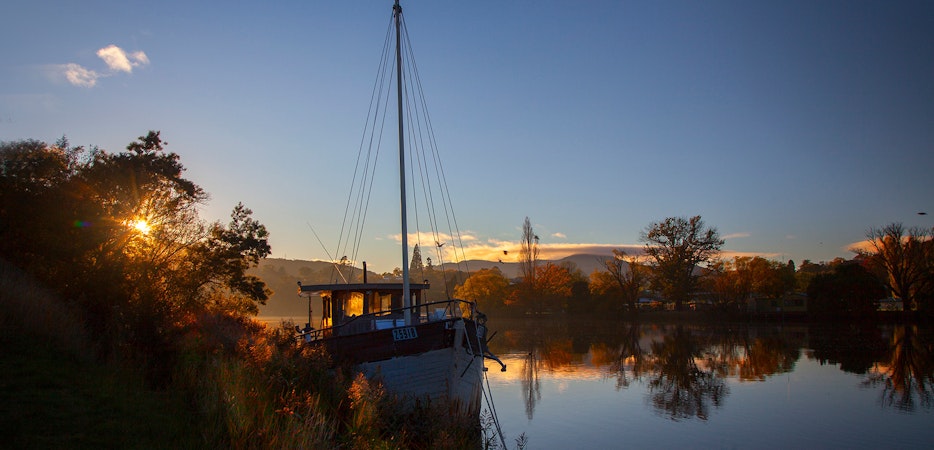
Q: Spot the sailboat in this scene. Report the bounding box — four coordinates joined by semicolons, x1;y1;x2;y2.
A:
296;1;504;416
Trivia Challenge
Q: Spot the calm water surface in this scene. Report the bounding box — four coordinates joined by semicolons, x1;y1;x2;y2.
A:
481;319;933;449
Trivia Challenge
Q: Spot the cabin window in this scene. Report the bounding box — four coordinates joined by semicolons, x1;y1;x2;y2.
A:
344;292;364;317
375;292;393;314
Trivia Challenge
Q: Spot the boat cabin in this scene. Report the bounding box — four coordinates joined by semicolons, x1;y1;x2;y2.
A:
298;282;437;336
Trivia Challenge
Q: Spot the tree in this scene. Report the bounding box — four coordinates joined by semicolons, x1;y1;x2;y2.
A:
517;216;540;312
807;261;886;318
604;249;649;312
641;216;723;311
410;243;424;279
0;132;272;360
706;256;796;312
186;203;272;315
858;223;934;314
536;263;574;313
453;267;511;313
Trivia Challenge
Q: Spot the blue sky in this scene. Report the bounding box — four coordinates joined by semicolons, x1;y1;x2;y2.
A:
3;1;933;272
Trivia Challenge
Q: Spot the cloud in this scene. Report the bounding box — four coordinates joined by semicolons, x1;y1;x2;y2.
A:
722;232;751;240
458;241;645;263
50;45;149;88
96;45;149;73
59;63;100;88
389;231;787;266
551;232;567;239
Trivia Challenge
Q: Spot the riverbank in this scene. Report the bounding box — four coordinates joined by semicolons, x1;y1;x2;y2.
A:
0;261;493;449
0;338;201;448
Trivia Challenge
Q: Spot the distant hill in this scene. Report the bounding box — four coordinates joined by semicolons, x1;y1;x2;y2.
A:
461;254;615;279
252;254;620;319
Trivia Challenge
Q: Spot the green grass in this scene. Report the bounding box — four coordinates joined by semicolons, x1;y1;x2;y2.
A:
0;338;202;449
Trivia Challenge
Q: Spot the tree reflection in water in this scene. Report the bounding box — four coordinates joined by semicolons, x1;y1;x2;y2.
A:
496;319;930;420
864;325;934;411
601;321;647;390
521;347;541;419
646;325;727;420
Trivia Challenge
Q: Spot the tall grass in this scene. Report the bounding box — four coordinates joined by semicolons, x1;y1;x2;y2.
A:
2;260;497;448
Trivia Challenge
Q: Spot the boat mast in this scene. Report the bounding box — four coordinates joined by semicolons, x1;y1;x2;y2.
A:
394;0;412;326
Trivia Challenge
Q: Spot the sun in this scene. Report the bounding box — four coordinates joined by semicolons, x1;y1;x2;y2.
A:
132;219;151;235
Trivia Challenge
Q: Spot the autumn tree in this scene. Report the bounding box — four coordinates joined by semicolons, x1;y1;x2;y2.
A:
589;270;620;314
707;256;794;311
536;263;575;313
641;215;723;311
453;267;511;313
858;223;934;314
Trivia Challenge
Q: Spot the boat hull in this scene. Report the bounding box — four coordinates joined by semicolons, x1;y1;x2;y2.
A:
318;319;484;415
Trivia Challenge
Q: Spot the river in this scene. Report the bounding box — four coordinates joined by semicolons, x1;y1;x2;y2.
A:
481;318;933;449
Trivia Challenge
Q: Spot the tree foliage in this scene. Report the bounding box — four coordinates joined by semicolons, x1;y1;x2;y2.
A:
807;261;886;318
0;132;271;370
536;263;575;313
641;216;724;310
706;256;795;311
453;267;511;313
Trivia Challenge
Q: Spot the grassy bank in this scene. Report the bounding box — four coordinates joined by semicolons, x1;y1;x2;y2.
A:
0;339;200;449
0;263;201;448
0;261;494;449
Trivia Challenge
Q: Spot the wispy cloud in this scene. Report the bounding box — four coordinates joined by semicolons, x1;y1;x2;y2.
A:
723;232;751;240
53;44;149;88
552;232;567;239
59;63;100;88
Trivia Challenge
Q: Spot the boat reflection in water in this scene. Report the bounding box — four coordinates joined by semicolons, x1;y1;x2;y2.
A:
487;319;934;449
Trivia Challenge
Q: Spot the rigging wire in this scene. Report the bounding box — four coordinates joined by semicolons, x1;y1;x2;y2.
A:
337;5;473;289
327;4;508;446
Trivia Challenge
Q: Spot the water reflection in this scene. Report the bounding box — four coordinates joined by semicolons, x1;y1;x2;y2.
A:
865;326;934;411
520;348;541;419
646;325;727;420
490;319;933;420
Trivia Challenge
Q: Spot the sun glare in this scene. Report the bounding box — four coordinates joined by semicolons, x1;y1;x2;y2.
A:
132;219;151;235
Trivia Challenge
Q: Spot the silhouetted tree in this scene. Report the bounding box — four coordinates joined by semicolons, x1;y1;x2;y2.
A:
858;223;934;315
517;216;540;313
0;132;271;380
641;216;724;311
604;249;648;312
807;262;885;319
410;243;424;278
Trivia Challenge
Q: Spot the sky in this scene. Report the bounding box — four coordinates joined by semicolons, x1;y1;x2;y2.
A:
3;0;933;273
